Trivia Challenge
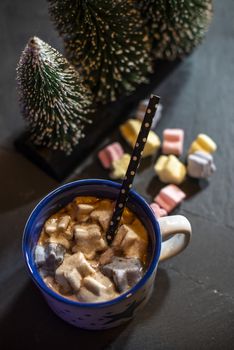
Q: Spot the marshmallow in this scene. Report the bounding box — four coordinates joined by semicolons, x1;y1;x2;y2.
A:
44;218;57;235
78;272;116;302
55;251;95;292
110;153;131;179
73;223;107;259
34;243;66;273
154;155;186;184
187;151;216;178
150;203;168;218
98;142;124;169
44;215;73;240
162;128;184;156
83;276;107;296
99;248;115;265
47;235;71;250
120;119;161;157
136;99;163;129
90;199;114;231
113;223;147;261
154;184;186;213
189;133;217;154
34;245;46;267
57;215;70;232
74;203;95;223
65;269;82;292
90;208;112;231
101;257;143;293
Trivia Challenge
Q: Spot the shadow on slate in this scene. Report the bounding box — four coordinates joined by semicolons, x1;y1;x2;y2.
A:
14;60;180;181
0;280;127;350
0;149;57;213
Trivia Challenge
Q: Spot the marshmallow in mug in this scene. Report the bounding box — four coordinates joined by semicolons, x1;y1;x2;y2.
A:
35;196;149;303
154;184;186;213
188;133;217;154
98;142;124;169
120;119;161;157
162;128;184;156
154;155;186;185
101;257;143;293
34;243;66;274
136;99;163;129
187;151;216;179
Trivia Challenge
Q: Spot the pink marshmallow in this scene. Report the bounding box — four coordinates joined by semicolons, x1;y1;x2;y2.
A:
98;142;124;169
150;203;167;218
154;184;186;213
162;129;184;156
163;140;183;156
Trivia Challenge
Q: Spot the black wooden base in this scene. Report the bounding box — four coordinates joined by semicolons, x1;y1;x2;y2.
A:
15;60;180;181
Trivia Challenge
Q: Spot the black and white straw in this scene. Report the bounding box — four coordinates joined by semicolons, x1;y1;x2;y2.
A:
106;94;160;245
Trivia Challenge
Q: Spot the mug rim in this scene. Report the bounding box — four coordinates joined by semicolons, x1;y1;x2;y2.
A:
23;179;161;308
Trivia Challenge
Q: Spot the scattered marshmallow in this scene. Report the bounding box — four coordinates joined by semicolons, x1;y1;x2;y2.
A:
98;142;124;169
187;151;216;178
110;153;131;179
136;99;163;129
154;184;186;213
162;128;184;156
150;203;168;218
101;257;143;293
120;119;161;157
189;133;217;154
154;155;186;184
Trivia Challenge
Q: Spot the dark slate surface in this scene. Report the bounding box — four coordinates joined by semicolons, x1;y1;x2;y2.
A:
0;1;234;349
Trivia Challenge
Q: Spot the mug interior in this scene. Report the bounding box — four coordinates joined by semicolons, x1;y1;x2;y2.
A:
23;179;161;308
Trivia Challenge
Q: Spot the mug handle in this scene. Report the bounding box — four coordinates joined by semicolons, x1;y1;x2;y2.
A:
158;215;192;262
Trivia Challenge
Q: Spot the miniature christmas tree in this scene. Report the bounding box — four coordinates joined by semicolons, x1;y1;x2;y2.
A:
16;36;94;154
138;0;213;60
48;0;152;103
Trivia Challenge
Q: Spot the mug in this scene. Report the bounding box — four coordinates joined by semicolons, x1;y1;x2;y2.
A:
23;179;192;330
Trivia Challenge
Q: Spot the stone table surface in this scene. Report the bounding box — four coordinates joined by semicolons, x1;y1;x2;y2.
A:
0;1;233;349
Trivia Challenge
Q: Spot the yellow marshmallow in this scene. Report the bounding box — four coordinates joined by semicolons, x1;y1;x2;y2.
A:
154;155;186;185
154;155;168;174
189;134;217;154
120;119;160;157
110;153;131;179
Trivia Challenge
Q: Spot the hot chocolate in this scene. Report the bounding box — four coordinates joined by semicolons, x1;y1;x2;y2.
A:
35;196;149;303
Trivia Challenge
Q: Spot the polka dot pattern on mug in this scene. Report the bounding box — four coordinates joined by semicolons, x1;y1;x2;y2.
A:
106;95;160;245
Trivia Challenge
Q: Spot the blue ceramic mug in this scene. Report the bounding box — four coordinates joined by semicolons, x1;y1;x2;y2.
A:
23;179;192;330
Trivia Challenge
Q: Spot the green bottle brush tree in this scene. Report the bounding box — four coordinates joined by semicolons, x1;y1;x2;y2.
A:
16;36;94;154
48;0;152;103
138;0;213;60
